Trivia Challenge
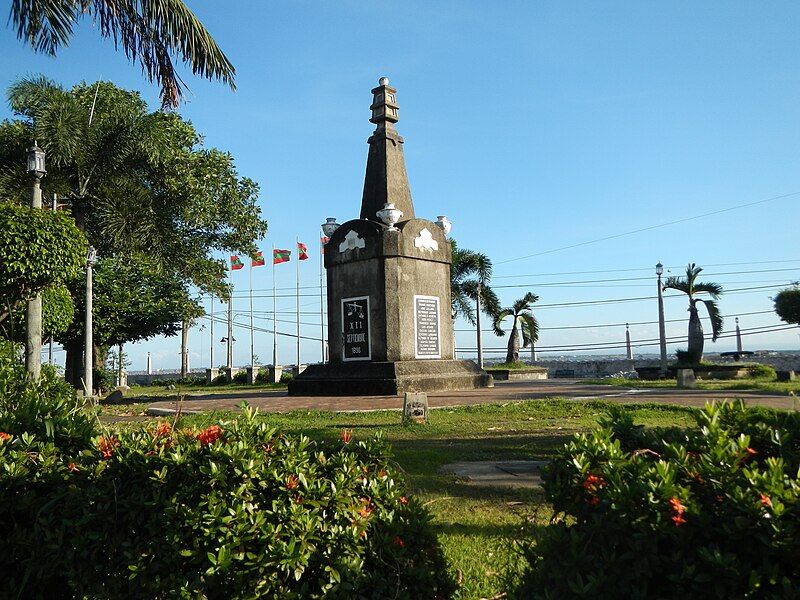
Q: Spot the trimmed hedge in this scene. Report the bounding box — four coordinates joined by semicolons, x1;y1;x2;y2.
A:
514;401;800;599
0;372;453;599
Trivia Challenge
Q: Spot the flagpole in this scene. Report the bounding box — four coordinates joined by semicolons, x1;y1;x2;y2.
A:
319;237;325;363
249;258;254;371
272;244;277;369
296;237;301;371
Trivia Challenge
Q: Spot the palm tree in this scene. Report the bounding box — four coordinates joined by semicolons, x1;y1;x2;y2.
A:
450;239;500;324
663;263;723;364
8;0;234;107
493;292;540;365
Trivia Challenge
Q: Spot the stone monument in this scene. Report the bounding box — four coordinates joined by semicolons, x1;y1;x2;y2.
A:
289;77;493;396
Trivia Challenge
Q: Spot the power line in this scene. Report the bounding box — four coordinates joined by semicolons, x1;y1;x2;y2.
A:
496;190;800;265
454;309;776;332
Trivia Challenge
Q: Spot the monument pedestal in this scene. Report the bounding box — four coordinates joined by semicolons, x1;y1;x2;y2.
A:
289;359;492;396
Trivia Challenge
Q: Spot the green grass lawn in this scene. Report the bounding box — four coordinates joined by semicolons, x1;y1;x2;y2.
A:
99;398;696;599
581;377;800;395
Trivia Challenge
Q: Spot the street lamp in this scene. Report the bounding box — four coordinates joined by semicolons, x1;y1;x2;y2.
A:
656;262;668;376
25;142;46;379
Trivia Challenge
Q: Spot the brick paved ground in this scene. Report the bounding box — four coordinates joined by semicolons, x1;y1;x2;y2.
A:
145;379;797;416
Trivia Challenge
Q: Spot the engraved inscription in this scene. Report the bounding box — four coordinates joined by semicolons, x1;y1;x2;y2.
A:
414;296;441;359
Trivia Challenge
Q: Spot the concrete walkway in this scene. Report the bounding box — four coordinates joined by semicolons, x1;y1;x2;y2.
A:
439;460;548;488
144;379;797;416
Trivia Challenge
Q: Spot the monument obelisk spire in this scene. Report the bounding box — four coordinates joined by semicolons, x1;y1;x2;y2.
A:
360;77;415;222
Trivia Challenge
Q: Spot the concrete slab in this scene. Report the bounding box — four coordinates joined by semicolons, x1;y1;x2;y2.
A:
439;460;549;489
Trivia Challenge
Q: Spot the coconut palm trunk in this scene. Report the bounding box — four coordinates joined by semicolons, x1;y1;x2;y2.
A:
506;316;520;363
687;300;705;362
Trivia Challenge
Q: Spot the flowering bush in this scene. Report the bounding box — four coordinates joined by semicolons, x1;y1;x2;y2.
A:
514;401;800;599
0;405;453;598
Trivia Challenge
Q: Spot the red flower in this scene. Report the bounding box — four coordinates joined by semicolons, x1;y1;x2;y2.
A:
97;436;119;459
746;447;758;457
759;493;772;508
293;493;304;504
359;505;373;518
393;536;405;548
67;462;80;473
197;425;223;446
286;474;299;490
341;429;353;444
0;432;10;443
669;497;687;527
586;495;600;506
582;474;606;491
154;422;171;438
399;496;408;505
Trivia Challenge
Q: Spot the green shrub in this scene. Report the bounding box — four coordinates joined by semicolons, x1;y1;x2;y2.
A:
211;373;228;385
0;341;94;453
0;405;453;598
177;375;206;386
514;401;800;599
747;363;777;380
280;371;294;383
232;369;248;384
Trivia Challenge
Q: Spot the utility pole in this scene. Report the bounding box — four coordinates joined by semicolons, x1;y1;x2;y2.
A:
181;320;189;378
227;296;234;371
209;296;214;370
25;142;46;379
656;262;668;376
476;282;484;369
84;246;96;399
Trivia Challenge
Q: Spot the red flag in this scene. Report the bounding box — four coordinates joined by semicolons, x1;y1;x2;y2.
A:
320;236;329;254
298;241;309;260
273;248;291;264
251;251;266;267
230;255;244;270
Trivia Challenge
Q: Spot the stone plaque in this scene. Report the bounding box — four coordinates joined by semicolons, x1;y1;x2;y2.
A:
414;295;441;359
342;296;370;361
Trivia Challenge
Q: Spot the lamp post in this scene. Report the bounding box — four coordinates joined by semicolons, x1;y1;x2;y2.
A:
656;262;668;376
25;142;46;379
84;246;97;399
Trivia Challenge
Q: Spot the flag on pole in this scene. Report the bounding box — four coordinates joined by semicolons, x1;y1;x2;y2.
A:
320;236;329;253
251;251;266;267
273;248;291;264
230;255;244;270
298;241;309;261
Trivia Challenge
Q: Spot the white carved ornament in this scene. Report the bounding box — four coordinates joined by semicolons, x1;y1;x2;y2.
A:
339;230;366;253
413;228;439;252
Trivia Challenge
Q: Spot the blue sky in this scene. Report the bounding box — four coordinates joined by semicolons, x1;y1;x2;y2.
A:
2;1;799;370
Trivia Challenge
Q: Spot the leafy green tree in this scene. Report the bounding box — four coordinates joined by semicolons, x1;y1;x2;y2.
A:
2;285;75;343
774;284;800;326
493;292;540;364
0;78;265;386
0;201;86;327
7;0;234;107
663;263;723;364
450;239;500;324
61;256;203;376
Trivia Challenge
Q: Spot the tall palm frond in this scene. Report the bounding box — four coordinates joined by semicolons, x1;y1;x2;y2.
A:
492;309;514;336
450;239;498;325
692;282;723;300
663;277;690;295
520;313;539;347
9;0;235;108
699;299;723;341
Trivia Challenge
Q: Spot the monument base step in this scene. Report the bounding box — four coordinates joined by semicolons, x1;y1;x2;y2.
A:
287;360;493;396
